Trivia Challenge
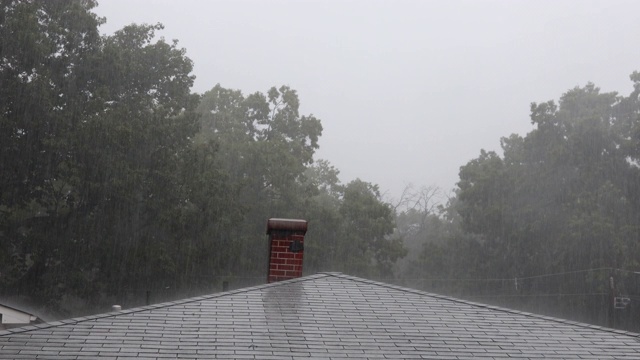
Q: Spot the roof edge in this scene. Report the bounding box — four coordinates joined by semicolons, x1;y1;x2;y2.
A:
0;273;333;337
324;273;640;339
3;272;637;339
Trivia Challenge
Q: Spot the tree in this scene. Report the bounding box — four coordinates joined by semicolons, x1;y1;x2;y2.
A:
0;0;204;315
63;21;200;305
392;184;445;277
433;79;640;327
336;179;405;278
196;84;323;276
0;0;107;311
0;1;412;317
301;160;344;273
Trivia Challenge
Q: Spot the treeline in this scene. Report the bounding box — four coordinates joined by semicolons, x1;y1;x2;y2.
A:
0;0;402;317
396;80;640;330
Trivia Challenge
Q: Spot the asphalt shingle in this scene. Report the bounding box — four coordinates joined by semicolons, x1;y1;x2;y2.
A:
1;272;639;359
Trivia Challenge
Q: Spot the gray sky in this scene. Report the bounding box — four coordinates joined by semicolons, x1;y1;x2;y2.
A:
94;0;640;202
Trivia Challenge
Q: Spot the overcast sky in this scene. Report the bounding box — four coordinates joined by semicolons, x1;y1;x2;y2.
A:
94;0;640;202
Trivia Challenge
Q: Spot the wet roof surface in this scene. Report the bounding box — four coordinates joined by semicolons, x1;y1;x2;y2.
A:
1;272;640;359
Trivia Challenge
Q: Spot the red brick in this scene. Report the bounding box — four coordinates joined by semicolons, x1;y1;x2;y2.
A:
267;219;307;283
276;252;295;259
270;270;286;277
274;240;290;247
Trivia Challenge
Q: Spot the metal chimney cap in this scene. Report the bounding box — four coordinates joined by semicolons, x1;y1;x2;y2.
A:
266;218;308;234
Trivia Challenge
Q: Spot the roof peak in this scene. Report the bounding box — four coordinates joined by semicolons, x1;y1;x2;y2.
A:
2;272;639;339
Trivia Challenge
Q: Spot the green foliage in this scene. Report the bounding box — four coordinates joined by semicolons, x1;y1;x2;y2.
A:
0;0;406;319
337;179;405;277
401;78;640;329
450;81;640;277
0;0;217;316
195;84;323;276
196;85;403;279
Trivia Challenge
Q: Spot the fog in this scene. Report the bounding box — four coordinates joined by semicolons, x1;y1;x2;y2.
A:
95;0;640;199
2;0;640;332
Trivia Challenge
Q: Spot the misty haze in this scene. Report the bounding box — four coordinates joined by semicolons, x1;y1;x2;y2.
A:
1;0;640;352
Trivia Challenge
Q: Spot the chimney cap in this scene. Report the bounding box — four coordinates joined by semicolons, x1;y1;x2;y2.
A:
266;218;308;234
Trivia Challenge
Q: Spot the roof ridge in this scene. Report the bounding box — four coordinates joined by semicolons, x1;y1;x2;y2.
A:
326;273;640;339
0;273;331;337
4;272;637;339
0;302;38;317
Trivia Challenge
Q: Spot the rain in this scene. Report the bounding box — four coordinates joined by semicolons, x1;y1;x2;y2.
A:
1;0;640;334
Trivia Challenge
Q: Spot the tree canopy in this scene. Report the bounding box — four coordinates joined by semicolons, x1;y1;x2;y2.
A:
397;80;640;329
0;0;401;317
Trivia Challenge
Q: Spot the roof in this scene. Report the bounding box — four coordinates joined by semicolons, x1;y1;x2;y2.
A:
1;272;640;359
0;303;39;324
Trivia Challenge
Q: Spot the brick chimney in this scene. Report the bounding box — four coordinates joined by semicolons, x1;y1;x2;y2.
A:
266;218;308;283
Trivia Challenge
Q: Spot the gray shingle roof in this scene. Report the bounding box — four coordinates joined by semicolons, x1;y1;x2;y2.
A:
1;272;639;359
